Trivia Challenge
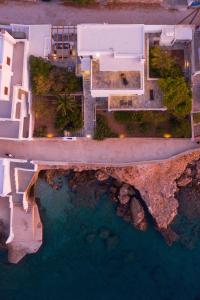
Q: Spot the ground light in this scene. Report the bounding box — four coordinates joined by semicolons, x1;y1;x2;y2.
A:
86;134;92;139
119;134;125;138
47;133;54;138
163;133;172;138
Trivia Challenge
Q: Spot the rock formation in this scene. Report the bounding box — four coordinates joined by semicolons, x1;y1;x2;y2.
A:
30;149;200;254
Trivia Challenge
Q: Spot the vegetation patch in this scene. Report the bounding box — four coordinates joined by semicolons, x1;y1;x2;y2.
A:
193;113;200;124
149;45;182;78
94;114;118;140
30;56;83;137
54;94;83;134
149;46;191;119
29;56;82;95
113;111;191;138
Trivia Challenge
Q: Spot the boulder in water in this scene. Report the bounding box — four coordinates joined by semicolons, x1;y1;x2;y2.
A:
130;197;148;231
98;227;111;240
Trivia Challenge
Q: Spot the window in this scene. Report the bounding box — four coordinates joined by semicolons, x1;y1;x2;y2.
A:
4;87;8;95
6;57;11;66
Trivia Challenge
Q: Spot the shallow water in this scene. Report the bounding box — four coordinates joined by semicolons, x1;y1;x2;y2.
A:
0;177;200;300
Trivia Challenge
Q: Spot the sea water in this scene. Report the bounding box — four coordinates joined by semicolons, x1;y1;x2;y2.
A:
0;177;200;300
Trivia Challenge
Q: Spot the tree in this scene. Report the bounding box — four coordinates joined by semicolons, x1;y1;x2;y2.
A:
32;74;53;95
56;94;76;117
29;56;53;95
29;56;82;95
150;46;182;78
55;93;83;133
158;76;191;118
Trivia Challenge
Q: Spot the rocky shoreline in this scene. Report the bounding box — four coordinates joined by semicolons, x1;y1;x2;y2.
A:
33;150;200;249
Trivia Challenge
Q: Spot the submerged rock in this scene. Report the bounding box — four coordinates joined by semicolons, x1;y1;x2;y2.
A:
85;232;96;244
98;227;111;240
130;197;148;231
160;227;179;246
105;234;120;250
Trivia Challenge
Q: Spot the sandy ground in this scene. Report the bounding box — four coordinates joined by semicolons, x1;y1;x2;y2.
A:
0;1;197;25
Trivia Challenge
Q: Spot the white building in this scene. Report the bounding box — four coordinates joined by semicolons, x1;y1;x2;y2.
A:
0;158;11;196
0;24;51;139
77;23;193;111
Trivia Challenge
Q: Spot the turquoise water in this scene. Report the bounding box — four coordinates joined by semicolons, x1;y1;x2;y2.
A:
0;177;200;300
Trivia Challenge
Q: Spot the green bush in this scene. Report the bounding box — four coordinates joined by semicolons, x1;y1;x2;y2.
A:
139;122;149;134
34;125;47;137
29;56;82;95
114;111;167;124
193;113;200;124
149;46;182;78
169;117;191;138
126;122;135;135
94;115;117;140
54;96;83;134
159;76;192;118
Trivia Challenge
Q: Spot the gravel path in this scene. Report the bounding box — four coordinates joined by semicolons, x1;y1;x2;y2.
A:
0;1;197;25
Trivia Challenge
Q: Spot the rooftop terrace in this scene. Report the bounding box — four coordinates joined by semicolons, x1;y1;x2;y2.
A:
92;59;141;90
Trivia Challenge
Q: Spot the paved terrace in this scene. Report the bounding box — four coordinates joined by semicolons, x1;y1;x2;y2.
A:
92;60;141;90
0;138;198;164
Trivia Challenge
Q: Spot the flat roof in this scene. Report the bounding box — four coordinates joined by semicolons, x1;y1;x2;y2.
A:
0;120;19;138
99;55;143;72
77;24;144;57
0;160;4;194
28;24;51;57
0;35;3;64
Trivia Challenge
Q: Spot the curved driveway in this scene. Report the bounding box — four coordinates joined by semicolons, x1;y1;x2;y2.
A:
0;138;198;164
0;1;198;26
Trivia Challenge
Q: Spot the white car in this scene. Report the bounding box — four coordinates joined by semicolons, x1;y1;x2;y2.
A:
62;137;77;141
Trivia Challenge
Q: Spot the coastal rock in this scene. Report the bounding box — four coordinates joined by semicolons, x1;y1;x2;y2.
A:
177;175;192;187
95;170;109;181
160;227;179;246
34;149;200;250
118;183;135;204
130;197;148;231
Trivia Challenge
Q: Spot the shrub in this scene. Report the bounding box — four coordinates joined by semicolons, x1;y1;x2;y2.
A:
29;56;82;95
159;76;192;118
126;122;135;135
170;117;191;138
34;125;47;137
94;115;117;140
29;56;53;95
149;46;182;78
55;100;83;134
139;122;149;134
193;113;200;124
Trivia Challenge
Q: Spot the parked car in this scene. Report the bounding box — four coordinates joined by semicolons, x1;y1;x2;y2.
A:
62;137;77;141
